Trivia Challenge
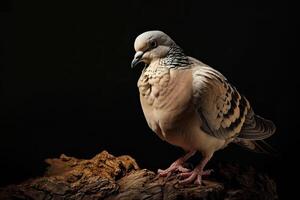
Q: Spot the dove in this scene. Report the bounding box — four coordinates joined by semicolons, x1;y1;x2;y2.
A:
131;30;276;185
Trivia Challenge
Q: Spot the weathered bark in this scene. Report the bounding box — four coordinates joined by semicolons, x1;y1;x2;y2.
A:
0;151;277;200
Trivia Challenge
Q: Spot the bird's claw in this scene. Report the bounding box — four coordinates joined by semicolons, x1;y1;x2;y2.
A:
157;169;172;177
177;165;191;173
158;165;191;177
179;169;213;185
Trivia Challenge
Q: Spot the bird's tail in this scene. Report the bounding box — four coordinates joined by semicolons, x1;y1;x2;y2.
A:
238;113;276;140
234;138;278;155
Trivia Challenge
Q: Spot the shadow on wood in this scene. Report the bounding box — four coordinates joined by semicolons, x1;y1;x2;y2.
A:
0;151;277;200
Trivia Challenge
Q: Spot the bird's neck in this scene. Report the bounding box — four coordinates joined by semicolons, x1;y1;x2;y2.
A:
159;44;191;69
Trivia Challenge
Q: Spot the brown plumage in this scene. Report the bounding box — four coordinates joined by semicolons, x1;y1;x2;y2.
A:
131;30;276;185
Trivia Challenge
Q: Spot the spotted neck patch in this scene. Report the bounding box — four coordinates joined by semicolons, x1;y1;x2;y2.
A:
159;44;191;68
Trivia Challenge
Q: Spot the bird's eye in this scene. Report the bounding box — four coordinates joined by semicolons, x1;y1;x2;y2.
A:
149;40;157;48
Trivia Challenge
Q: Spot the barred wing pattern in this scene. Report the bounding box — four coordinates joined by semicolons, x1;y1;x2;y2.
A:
192;63;275;141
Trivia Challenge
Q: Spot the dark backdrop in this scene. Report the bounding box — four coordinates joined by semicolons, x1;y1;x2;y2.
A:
0;0;295;197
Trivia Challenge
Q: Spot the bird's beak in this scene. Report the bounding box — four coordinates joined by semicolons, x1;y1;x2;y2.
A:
131;51;144;68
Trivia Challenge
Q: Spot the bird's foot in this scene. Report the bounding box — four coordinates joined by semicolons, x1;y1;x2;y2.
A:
158;162;190;177
179;168;213;185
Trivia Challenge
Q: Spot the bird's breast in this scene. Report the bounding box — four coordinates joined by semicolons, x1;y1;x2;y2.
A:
138;65;194;141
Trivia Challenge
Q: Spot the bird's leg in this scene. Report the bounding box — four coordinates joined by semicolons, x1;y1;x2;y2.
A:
179;154;213;185
158;151;196;177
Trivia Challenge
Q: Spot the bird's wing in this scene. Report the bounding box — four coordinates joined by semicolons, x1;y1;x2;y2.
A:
191;59;251;140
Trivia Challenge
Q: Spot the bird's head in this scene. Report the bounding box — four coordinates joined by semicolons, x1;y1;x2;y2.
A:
131;30;176;68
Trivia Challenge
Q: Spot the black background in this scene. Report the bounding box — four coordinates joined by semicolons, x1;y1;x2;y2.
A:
0;0;295;198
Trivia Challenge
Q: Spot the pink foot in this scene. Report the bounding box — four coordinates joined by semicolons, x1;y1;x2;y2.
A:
179;169;213;185
158;162;191;177
157;151;196;177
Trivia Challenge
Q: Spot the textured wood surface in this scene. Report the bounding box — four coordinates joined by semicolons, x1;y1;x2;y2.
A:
0;151;277;200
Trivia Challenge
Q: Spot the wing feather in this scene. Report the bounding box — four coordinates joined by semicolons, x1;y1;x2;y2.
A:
192;62;250;140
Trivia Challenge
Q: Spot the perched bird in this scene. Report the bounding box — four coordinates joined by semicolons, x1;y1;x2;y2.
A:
131;30;276;185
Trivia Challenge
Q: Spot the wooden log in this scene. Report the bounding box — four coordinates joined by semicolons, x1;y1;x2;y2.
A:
0;151;277;200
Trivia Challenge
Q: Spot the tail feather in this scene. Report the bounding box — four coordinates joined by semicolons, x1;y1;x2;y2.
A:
238;109;276;140
234;138;278;155
234;108;277;155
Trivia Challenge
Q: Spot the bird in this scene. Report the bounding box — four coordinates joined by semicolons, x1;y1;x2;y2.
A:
131;30;276;185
